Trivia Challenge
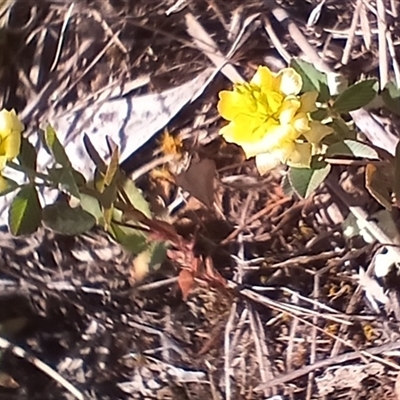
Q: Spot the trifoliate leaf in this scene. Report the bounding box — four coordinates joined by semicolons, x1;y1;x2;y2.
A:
43;125;72;168
0;176;19;196
9;185;42;235
47;167;82;200
288;163;331;198
290;58;330;102
42;203;96;235
326;139;379;159
121;178;151;217
110;221;148;255
80;192;103;224
381;81;400;117
325;117;356;144
17;137;37;171
332;79;378;113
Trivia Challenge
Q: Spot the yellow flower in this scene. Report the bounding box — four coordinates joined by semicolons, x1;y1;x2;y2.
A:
217;66;332;174
0;109;24;170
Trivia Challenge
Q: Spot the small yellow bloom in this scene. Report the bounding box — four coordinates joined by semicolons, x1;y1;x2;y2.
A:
159;130;183;157
217;66;332;174
0;109;24;170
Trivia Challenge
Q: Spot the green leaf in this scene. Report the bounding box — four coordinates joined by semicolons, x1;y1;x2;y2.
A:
103;145;120;187
83;134;107;173
17;137;37;171
382;81;400;117
288;164;331;198
43;125;72;168
281;174;294;196
121;178;151;217
42;203;96;235
326;139;379;159
290;58;330;102
110;221;148;254
0;176;20;196
310;108;329;121
9;185;42;235
99;174;119;226
332;79;378;113
80;192;103;224
47;167;81;200
324;117;356;144
132;241;168;280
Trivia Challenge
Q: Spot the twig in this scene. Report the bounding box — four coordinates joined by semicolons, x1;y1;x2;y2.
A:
255;340;400;390
224;301;238;400
262;14;291;63
376;0;389;88
341;0;362;65
306;274;320;400
50;3;75;72
249;308;276;398
386;30;400;87
0;336;84;400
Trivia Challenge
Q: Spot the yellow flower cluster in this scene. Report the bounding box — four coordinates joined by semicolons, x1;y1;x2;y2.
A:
217;66;332;174
0;109;24;191
0;109;23;169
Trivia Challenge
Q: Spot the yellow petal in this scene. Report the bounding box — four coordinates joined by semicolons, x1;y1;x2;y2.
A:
0;156;7;170
0;109;24;134
240;124;294;158
250;66;275;90
255;152;283;175
1;131;21;160
303;121;333;144
292;112;311;134
265;91;284;114
234;113;265;135
276;68;303;96
287;143;312;168
218;90;247;121
299;91;318;113
279;97;301;125
219;121;239;142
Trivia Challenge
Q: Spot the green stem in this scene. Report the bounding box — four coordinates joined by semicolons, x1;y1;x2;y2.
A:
7;161;52;183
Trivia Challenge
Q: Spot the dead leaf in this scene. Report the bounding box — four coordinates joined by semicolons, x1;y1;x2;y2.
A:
204;256;227;287
0;372;18;389
395;370;400;400
365;162;394;210
178;269;195;301
176;159;216;207
315;363;384;396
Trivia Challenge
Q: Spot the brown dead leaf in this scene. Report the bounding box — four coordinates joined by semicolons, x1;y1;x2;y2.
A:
0;372;18;389
395;370;400;400
204;256;226;287
176;158;216;208
178;269;195;301
365;162;394;210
